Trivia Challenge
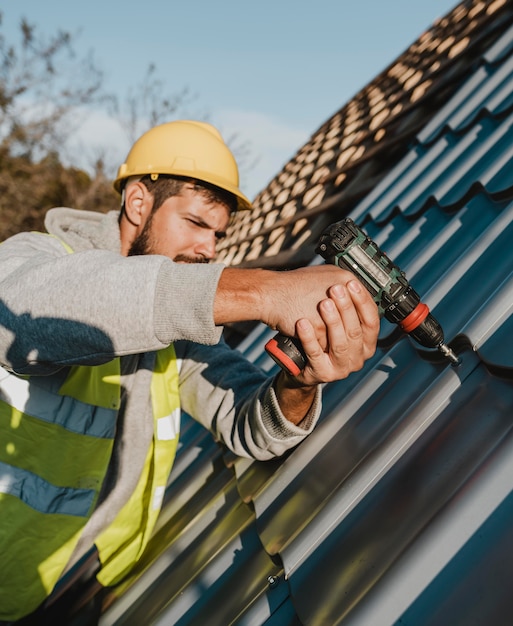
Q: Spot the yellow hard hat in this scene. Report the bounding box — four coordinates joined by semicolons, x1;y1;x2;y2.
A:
114;120;252;211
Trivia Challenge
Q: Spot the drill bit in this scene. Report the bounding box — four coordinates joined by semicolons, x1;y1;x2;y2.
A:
438;342;461;365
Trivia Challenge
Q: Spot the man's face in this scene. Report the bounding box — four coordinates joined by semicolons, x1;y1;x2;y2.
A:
127;184;231;263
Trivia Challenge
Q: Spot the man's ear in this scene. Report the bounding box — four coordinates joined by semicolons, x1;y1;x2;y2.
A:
123;182;153;227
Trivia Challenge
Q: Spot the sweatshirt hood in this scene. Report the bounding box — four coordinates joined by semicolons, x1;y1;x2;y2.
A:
44;208;122;254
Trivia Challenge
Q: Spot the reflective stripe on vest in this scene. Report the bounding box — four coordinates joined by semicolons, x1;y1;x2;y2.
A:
0;460;96;516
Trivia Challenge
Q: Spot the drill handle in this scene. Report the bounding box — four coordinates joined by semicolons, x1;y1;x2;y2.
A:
265;333;307;376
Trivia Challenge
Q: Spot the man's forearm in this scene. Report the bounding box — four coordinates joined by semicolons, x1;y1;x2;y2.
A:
214;267;273;326
214;264;359;341
273;371;319;426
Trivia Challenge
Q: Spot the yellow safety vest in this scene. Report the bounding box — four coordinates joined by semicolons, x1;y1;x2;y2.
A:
0;348;180;620
0;237;180;621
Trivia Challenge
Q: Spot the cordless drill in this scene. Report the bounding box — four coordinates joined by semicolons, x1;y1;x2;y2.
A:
265;218;460;376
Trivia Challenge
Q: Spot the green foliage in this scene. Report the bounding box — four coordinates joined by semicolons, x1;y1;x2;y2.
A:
0;12;118;241
0;151;119;241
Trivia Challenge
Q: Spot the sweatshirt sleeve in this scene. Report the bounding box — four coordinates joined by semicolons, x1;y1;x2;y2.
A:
0;231;223;374
175;338;322;460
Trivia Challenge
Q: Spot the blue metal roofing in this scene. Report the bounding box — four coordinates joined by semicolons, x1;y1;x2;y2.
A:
50;2;513;625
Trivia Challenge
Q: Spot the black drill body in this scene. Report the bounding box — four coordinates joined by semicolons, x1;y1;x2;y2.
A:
265;218;459;376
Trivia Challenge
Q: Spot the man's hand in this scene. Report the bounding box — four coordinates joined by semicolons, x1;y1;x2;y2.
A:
273;280;380;425
214;264;379;424
293;280;379;384
214;264;380;425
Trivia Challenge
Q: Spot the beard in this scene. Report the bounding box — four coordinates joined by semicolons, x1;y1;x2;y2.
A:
172;254;210;264
127;217;153;257
127;217;210;263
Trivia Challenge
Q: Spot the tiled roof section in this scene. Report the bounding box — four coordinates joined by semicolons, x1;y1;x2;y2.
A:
68;2;513;625
217;0;513;270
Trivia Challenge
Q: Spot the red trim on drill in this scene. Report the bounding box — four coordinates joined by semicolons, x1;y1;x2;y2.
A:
265;338;302;377
400;302;430;333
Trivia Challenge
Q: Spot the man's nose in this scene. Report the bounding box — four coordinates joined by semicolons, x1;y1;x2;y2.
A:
195;233;217;260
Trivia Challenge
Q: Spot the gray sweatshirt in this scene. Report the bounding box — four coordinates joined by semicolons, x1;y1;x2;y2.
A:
0;207;321;569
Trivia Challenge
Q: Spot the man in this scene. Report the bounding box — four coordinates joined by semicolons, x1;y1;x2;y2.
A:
0;120;379;622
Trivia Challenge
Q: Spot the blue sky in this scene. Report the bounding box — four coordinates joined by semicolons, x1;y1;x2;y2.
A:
4;0;458;199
